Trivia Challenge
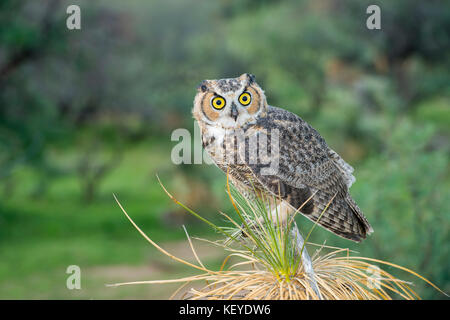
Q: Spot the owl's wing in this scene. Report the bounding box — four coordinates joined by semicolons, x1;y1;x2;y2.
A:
328;148;356;188
239;106;372;242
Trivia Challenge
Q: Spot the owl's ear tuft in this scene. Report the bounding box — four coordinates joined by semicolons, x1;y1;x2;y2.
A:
197;81;208;92
246;73;256;84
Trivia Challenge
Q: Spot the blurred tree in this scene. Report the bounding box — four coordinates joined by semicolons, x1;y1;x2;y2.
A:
0;0;67;195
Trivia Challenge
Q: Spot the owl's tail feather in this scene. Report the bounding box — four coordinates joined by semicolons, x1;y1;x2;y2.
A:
304;191;373;242
345;195;374;235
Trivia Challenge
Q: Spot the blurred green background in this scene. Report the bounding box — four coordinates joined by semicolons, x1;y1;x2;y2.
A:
0;0;449;299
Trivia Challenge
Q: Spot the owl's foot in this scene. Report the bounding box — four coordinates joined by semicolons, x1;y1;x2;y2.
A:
240;221;262;238
240;220;279;238
223;222;257;246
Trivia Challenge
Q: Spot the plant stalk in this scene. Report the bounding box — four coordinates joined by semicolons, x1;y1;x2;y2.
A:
291;222;322;299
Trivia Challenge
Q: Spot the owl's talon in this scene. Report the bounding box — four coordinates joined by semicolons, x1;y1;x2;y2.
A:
240;221;263;237
240;222;248;238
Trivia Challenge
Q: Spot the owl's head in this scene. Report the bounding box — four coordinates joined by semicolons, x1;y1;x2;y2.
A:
192;73;267;129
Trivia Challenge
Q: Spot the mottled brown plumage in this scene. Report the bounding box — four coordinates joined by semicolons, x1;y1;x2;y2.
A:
192;73;373;242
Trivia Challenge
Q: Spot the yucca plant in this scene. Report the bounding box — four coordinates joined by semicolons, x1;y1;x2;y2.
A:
109;175;446;300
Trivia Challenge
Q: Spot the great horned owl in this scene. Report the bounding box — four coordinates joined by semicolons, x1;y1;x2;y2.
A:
192;73;373;242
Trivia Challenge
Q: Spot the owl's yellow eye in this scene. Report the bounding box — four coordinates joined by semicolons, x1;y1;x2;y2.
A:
211;96;226;110
239;92;252;106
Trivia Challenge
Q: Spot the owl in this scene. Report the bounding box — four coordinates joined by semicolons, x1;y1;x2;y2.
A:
192;73;373;242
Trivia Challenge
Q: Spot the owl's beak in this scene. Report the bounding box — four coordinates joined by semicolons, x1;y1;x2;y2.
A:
231;103;239;121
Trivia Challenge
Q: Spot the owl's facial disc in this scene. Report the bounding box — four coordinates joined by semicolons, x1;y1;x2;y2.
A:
193;74;267;128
